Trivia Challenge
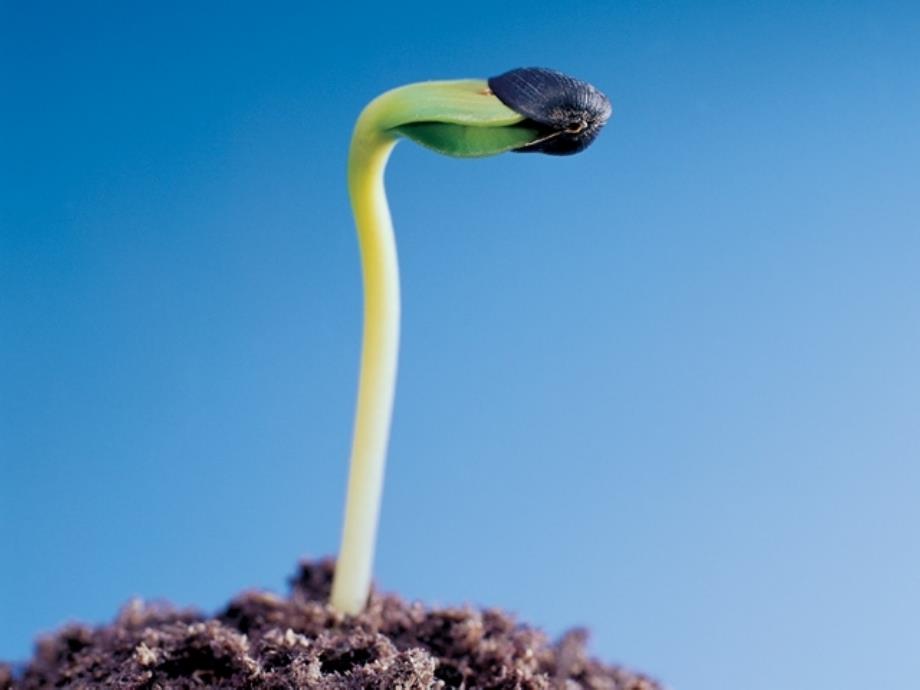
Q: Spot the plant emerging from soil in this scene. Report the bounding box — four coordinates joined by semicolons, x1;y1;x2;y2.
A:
331;68;611;615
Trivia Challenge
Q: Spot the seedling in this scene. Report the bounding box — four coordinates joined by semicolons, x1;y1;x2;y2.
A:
331;67;612;614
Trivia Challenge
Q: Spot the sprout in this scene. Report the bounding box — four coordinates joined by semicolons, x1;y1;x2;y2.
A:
330;68;611;615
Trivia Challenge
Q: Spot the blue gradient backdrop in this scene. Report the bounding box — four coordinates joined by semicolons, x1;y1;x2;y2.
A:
2;2;919;688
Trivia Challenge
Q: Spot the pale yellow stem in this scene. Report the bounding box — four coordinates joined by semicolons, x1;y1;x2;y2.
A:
329;81;525;613
330;107;400;614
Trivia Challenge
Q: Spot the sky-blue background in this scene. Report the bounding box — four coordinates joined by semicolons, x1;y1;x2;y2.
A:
2;2;918;688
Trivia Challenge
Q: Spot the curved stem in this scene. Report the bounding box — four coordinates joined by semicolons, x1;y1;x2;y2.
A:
330;104;400;615
329;81;529;613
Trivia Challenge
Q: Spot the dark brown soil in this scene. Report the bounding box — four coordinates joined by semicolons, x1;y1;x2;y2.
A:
2;560;661;689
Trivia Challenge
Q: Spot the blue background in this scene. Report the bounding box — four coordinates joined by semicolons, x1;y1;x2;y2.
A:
2;2;918;688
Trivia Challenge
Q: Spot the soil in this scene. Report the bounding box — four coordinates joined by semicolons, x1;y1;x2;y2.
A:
1;560;662;689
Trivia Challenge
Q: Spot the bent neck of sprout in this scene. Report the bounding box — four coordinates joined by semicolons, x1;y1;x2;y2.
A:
330;80;533;615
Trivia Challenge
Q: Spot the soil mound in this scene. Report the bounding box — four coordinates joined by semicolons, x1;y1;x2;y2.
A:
3;560;660;689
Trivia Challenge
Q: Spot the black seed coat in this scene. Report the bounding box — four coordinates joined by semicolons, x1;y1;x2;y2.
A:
488;67;612;155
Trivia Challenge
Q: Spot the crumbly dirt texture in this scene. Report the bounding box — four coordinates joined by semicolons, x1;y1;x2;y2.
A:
3;560;661;689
